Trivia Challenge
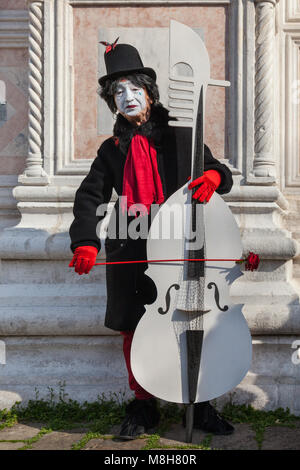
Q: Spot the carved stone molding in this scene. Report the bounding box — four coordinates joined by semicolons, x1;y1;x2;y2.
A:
278;0;300;191
69;0;231;4
18;0;50;185
283;33;300;190
251;0;279;181
254;0;278;4
284;0;300;23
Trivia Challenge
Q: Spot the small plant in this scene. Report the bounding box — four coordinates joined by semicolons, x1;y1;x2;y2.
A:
142;431;213;450
71;431;104;451
156;402;184;434
221;402;300;449
0;408;18;430
10;385;128;432
142;433;161;450
17;427;53;451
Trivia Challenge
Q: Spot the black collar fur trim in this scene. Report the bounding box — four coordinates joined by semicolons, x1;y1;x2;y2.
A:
112;104;171;155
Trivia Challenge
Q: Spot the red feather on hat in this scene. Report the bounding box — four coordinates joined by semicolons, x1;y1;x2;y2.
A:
99;37;119;54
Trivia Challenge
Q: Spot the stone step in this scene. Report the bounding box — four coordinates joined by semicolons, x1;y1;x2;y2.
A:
0;259;106;284
0;335;299;416
0;336;129;409
0;283;109;335
231;281;300;304
0;304;109;335
0;283;106;306
242;303;300;334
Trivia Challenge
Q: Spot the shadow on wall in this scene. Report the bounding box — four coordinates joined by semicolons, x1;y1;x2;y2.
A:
216;292;300;417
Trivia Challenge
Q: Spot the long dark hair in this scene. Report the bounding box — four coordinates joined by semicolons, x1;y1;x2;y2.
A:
97;73;160;113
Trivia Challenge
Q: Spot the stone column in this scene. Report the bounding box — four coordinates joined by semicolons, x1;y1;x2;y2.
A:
18;0;49;185
253;0;278;179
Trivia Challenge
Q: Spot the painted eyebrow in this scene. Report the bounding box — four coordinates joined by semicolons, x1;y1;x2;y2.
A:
116;82;141;90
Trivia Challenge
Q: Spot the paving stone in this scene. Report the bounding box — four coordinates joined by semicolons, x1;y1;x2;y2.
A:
30;430;86;450
261;426;300;450
158;438;202;449
0;423;42;441
0;442;26;450
210;423;258;450
161;423;210;446
0;420;298;450
83;437;147;450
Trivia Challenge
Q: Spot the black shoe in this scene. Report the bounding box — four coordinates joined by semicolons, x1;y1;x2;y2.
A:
183;402;234;436
118;398;161;440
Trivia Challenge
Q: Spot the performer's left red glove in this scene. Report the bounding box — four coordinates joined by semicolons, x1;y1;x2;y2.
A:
69;246;98;275
188;169;221;203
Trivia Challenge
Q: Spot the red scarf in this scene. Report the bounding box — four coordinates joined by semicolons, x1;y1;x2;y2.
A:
121;134;165;216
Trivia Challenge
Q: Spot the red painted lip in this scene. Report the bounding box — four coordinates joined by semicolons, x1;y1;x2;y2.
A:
126;105;137;108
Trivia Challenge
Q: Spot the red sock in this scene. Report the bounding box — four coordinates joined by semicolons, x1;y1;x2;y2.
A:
120;330;154;400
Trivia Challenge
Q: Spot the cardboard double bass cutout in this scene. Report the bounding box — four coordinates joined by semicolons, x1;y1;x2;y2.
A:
131;20;252;440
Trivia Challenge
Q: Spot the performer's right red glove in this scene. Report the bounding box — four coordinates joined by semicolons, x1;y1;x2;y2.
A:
69;246;98;275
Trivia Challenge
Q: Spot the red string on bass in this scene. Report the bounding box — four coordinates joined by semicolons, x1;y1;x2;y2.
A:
94;258;242;266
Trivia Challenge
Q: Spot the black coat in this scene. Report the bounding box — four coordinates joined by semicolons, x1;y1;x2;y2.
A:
69;105;233;331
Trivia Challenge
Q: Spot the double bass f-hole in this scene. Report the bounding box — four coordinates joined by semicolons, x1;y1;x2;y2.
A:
207;282;228;312
158;283;180;315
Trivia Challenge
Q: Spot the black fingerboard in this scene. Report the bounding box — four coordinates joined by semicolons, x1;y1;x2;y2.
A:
187;86;205;280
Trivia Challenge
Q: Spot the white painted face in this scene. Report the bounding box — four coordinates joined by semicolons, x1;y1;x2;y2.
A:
114;79;147;116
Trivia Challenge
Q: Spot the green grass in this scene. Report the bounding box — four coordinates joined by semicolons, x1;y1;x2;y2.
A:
142;432;213;450
156;402;184;434
221;402;300;449
0;408;18;430
71;431;105;450
16;428;53;450
7;382;127;433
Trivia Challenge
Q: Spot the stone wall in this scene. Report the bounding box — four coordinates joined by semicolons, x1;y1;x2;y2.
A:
0;0;299;415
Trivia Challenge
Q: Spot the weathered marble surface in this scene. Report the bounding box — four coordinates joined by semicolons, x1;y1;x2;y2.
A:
0;49;28;175
73;5;227;159
1;0;26;9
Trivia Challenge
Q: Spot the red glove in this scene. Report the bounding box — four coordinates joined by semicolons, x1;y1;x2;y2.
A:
188;169;221;203
69;246;98;275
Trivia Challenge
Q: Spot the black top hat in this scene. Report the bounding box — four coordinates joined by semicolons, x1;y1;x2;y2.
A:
98;39;156;87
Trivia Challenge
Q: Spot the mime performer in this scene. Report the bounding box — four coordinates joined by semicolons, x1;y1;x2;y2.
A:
69;39;235;439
